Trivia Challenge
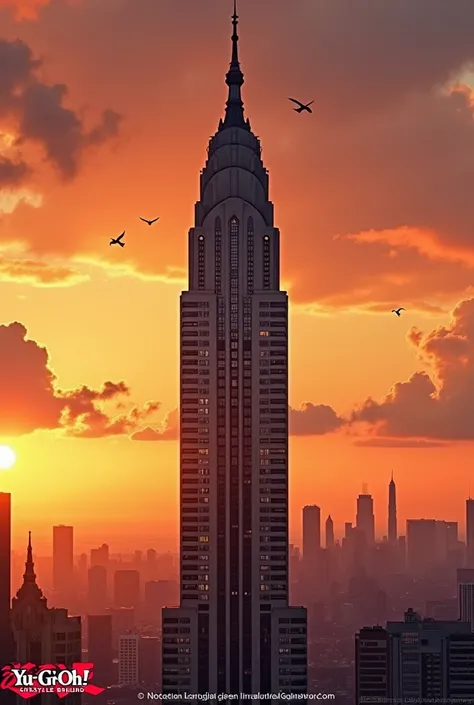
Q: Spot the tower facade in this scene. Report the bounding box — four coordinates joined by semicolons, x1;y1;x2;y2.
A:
52;524;74;606
162;4;307;696
325;515;334;549
0;492;14;705
356;494;375;544
466;499;474;566
388;473;397;543
11;534;82;705
302;505;321;561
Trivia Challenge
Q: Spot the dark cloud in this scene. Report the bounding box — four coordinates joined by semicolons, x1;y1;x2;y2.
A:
131;409;178;442
289;403;345;436
0;255;87;285
352;298;474;440
0;321;159;436
2;1;474;307
0;37;121;179
353;438;448;449
0;155;29;185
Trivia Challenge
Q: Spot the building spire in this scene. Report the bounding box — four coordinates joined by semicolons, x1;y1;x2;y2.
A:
221;0;248;130
24;530;36;583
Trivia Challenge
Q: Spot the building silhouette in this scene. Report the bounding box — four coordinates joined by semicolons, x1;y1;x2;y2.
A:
0;492;15;705
388;472;397;543
11;533;82;705
466;498;474;566
457;568;474;631
302;505;321;560
87;614;113;686
114;569;140;607
356;493;375;544
162;3;307;696
325;515;334;549
52;524;74;606
87;564;107;612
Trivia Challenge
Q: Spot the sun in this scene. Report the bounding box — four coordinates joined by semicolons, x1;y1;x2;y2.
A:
0;445;16;470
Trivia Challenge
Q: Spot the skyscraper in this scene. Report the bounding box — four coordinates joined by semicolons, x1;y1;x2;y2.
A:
162;3;307;696
466;498;474;566
87;614;113;686
0;493;14;700
457;568;474;631
302;505;321;560
388;472;397;543
52;524;74;605
356;493;375;544
325;515;334;549
12;534;82;705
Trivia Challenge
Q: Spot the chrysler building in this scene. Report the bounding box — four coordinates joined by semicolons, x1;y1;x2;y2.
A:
162;3;307;696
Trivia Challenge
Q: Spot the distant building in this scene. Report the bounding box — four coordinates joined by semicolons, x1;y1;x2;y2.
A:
87;614;114;686
114;569;140;607
0;493;14;669
466;499;474;567
388;473;397;543
12;533;82;705
302;505;321;560
118;634;139;686
144;580;178;623
108;606;135;649
52;524;74;606
90;543;109;567
407;519;457;573
325;515;334;549
356;494;375;544
88;564;107;612
457;568;474;631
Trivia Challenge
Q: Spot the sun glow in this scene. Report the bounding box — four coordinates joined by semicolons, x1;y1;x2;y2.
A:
0;445;16;470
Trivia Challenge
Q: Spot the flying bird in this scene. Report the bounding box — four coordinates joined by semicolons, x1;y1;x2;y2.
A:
110;231;125;247
139;217;160;226
392;308;405;317
288;98;314;114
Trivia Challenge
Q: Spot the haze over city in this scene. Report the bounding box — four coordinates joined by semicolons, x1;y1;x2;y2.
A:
2;0;474;556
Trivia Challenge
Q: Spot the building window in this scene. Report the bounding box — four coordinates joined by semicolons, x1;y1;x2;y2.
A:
215;217;222;293
198;235;205;289
263;235;270;289
247;216;254;293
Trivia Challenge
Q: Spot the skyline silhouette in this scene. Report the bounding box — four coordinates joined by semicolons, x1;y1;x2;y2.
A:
1;0;474;552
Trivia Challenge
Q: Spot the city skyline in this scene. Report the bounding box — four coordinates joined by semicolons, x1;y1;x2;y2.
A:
3;0;474;550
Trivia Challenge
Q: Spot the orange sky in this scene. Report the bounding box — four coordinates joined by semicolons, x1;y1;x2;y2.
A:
2;0;474;554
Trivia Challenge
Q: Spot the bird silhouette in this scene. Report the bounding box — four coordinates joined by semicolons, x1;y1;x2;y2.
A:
392;308;405;317
288;98;314;114
110;231;125;247
139;217;160;226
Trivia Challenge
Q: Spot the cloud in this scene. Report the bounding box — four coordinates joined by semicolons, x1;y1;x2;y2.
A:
351;298;474;440
0;156;29;186
131;408;178;442
2;0;474;307
353;438;447;449
0;254;88;285
289;403;345;436
0;321;160;436
0;0;51;20
0;37;121;179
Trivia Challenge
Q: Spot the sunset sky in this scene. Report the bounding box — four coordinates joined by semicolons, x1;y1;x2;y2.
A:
2;0;474;554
